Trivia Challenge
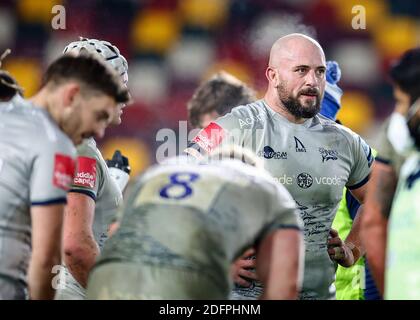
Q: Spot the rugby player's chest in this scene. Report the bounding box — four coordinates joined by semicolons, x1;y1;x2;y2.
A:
251;128;350;202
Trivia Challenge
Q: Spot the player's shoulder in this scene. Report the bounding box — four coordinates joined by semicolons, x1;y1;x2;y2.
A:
136;156;294;204
139;156;262;184
76;138;101;160
55;129;76;157
137;156;197;182
38;112;75;156
0;95;39;123
222;160;296;207
213;159;284;193
230;99;267;115
317;114;363;143
6;96;75;156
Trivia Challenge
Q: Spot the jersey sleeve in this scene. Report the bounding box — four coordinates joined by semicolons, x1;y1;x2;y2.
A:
373;119;405;174
117;172;149;223
346;133;374;189
30;141;75;205
70;143;102;201
185;106;247;157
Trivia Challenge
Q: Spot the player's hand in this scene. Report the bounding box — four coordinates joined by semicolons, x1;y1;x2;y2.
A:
231;248;258;287
327;229;355;267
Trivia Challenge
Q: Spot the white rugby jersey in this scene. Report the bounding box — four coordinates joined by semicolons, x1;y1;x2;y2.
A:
94;157;302;298
187;99;373;299
0;95;75;285
56;138;123;299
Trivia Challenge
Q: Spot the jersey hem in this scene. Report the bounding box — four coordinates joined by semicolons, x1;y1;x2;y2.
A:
69;189;97;201
347;174;370;190
31;197;67;206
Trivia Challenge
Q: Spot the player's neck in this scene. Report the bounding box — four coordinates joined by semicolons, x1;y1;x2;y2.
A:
264;91;307;124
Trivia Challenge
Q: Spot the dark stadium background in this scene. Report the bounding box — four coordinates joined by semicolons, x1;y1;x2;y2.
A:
0;0;419;176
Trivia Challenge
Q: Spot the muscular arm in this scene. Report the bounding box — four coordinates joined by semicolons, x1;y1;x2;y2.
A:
328;180;369;268
360;162;397;294
63;192;99;288
257;229;304;300
28;204;64;300
328;182;369;268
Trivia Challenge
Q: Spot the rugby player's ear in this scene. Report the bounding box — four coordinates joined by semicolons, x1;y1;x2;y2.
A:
62;82;81;109
266;66;279;88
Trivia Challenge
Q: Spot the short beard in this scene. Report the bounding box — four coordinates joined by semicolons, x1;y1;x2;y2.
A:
277;84;321;119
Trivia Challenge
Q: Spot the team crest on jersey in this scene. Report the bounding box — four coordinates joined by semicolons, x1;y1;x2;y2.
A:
296;172;313;189
192;122;225;154
53;154;75;190
258;146;287;159
294;137;306;152
318;147;338;162
73;157;97;189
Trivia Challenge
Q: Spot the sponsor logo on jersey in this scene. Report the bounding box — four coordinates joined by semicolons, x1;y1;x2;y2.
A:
294;137;306;152
258;146;287;159
297;172;313;189
274;173;346;188
319;147;338;162
192;122;225;154
238;108;268;128
238;114;264;128
53;154;75;190
314;175;344;186
73;157;96;189
272;174;293;185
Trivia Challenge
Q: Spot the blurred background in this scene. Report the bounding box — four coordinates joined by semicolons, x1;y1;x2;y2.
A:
0;0;419;176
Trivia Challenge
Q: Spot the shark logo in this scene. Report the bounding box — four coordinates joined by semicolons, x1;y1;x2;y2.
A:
294;137;306;152
319;147;338;162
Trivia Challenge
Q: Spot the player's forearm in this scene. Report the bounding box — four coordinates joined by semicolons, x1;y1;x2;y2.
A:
64;236;99;288
63;193;99;287
363;222;387;295
343;205;365;265
359;163;395;293
28;254;60;299
365;162;397;220
361;202;388;294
